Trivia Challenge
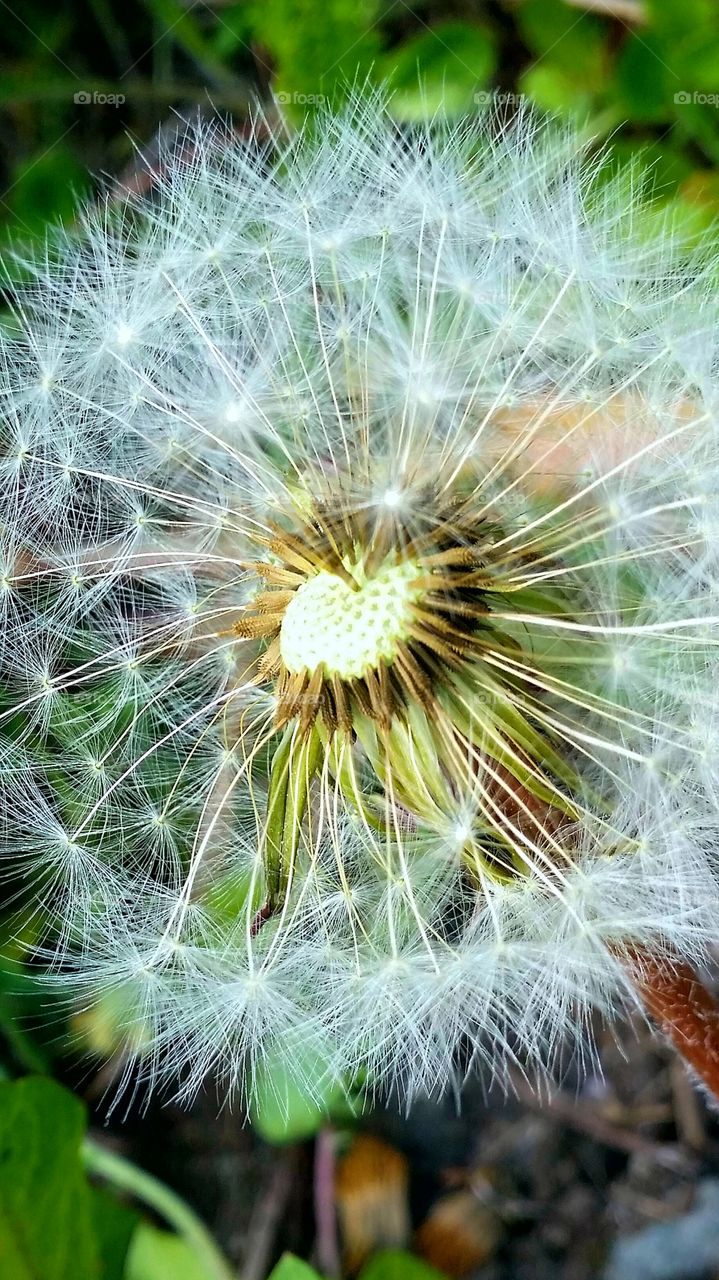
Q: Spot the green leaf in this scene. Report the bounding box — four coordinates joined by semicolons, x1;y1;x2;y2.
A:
200;866;264;929
358;1249;448;1280
616;34;674;122
267;1255;323;1280
645;0;717;39
674;33;719;91
519;64;593;115
655;191;719;243
72;983;155;1059
250;1045;360;1144
125;1222;219;1280
90;1188;138;1280
250;0;381;105
596;137;694;205
3;148;89;242
673;102;719;169
514;0;607;85
678;168;719;218
0;951;53;1073
208;3;253;59
0;1077;98;1280
384;22;496;120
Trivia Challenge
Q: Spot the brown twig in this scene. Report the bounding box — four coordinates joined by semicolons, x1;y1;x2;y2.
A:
669;1057;706;1151
314;1129;341;1279
511;1073;695;1172
241;1149;297;1280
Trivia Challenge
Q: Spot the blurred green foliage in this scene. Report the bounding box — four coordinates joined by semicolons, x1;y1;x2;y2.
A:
2;0;719;265
0;1076;247;1279
0;1077;102;1279
268;1251;447;1280
0;1076;450;1278
250;1045;362;1144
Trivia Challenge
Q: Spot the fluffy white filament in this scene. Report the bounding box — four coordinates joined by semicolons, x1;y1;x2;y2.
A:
1;93;719;1109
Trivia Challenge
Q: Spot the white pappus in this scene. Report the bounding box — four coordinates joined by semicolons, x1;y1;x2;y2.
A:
1;92;719;1111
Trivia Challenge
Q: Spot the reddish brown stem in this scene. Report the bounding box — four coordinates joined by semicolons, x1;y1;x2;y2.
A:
621;945;719;1101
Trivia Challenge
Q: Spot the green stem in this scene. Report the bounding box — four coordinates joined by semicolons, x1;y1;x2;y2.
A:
82;1138;235;1280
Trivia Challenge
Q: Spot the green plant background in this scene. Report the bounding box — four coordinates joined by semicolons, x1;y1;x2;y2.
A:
3;0;719;256
2;1;719;1276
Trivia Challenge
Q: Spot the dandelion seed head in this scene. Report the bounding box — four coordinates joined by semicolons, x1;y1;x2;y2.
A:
2;93;719;1108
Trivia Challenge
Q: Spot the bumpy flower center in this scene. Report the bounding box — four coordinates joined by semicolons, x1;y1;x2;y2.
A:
279;557;422;681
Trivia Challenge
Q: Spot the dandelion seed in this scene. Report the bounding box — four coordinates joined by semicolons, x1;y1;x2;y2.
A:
2;94;719;1108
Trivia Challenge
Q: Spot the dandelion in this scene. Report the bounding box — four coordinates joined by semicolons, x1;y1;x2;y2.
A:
2;94;719;1109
